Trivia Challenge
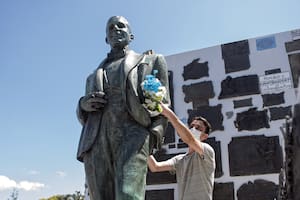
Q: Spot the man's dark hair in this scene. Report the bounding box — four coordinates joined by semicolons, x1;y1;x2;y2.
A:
190;116;212;135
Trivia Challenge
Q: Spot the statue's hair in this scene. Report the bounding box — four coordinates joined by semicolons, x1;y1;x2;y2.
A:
106;16;132;34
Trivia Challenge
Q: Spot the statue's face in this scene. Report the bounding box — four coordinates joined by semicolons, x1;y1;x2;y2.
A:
106;16;133;49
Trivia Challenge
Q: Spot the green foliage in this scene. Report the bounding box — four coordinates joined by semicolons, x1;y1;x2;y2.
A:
7;188;18;200
40;191;84;200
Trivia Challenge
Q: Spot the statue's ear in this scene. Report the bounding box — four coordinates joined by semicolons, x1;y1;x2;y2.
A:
105;37;108;44
130;34;134;41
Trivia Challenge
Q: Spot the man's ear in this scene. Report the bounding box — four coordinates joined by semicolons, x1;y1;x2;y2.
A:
201;133;209;141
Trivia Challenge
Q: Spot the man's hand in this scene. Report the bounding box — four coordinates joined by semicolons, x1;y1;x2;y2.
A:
79;91;107;112
160;103;173;118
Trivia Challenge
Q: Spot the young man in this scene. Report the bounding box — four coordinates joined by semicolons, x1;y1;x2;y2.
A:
148;103;215;200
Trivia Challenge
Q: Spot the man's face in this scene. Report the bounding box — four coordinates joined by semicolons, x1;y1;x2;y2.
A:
190;120;206;133
106;16;132;49
190;120;207;141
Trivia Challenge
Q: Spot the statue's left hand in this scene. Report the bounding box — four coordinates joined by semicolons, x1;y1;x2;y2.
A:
80;91;107;112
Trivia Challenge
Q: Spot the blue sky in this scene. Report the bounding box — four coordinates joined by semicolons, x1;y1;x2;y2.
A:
1;0;300;199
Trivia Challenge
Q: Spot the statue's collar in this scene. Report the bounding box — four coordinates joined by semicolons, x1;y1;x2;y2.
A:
107;47;129;61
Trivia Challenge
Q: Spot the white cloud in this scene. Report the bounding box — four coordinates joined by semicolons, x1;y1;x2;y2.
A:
18;181;45;191
0;175;45;191
0;175;16;190
56;171;67;178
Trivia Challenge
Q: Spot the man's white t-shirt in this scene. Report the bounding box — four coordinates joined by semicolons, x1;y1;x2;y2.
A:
167;143;215;200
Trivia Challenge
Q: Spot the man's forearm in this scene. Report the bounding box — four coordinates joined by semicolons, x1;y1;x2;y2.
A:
163;108;194;145
161;104;204;155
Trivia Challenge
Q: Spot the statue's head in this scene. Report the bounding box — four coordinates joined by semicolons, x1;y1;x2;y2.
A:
105;16;134;49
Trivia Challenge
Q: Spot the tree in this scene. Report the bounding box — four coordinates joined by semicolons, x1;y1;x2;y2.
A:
7;188;18;200
39;191;84;200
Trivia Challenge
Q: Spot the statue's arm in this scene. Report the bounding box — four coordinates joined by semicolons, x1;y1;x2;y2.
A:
149;54;171;149
77;73;94;125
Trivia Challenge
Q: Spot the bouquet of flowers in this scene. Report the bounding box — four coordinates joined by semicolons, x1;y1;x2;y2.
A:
141;70;166;117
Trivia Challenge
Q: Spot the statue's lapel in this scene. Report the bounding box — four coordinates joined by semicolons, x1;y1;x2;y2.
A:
122;50;146;103
123;50;143;79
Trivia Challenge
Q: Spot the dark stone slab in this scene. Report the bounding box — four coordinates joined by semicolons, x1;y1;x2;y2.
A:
223;54;251;73
269;106;292;121
182;81;215;103
228;135;283;176
287;53;300;88
206;137;223;178
168;70;174;109
285;39;300;53
234;107;270;131
182;58;209;81
233;98;253;108
213;182;234;200
265;68;281;75
177;142;188;149
192;99;209;108
237;179;278;200
221;40;250;58
187;104;224;132
145;189;174;200
147;152;177;184
164;123;175;144
262;92;285;107
292;103;300;200
218;75;260;99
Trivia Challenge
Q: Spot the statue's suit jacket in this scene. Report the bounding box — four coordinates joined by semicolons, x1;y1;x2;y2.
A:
77;50;170;162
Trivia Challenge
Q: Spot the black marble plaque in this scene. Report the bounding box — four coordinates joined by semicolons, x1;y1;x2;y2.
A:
221;40;250;58
234;107;270;131
147;152;177;185
285;39;300;53
182;58;209;81
188;104;224;132
168;70;174;109
145;189;174;200
233;98;253;108
223;54;251;73
292;103;300;200
206;137;223;178
269;106;292;121
287;53;300;88
177;142;188;149
218;75;260;99
182;81;215;103
262;92;285;107
228;135;283;176
164;122;175;144
213;182;234;200
237;179;278;200
265;68;281;75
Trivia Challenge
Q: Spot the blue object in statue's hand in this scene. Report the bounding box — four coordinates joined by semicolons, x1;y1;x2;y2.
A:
141;70;166;117
142;74;161;93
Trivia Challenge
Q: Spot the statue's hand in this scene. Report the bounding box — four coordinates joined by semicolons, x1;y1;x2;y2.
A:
79;91;107;112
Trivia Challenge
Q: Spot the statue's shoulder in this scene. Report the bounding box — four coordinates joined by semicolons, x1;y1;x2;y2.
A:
143;49;155;55
143;49;164;59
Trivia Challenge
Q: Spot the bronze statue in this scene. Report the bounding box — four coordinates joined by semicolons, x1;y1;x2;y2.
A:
76;16;170;200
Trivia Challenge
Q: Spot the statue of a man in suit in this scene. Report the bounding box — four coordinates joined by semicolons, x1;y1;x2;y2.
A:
76;16;170;200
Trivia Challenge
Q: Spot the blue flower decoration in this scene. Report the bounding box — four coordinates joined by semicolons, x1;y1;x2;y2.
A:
143;70;161;93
